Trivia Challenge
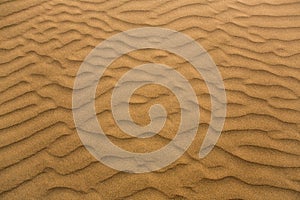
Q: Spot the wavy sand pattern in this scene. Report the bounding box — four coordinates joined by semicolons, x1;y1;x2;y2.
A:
0;0;300;199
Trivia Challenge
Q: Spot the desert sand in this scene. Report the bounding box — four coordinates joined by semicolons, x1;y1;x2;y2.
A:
0;0;300;199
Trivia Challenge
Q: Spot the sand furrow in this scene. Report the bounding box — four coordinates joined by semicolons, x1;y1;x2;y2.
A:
0;0;299;199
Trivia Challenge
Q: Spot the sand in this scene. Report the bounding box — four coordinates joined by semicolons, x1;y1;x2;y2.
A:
0;0;300;199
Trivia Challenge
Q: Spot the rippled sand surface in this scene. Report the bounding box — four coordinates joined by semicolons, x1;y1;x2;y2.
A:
0;0;300;199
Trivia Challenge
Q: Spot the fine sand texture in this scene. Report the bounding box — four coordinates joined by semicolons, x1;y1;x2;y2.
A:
1;0;300;199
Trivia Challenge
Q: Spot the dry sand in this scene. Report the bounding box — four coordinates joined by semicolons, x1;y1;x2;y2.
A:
0;0;300;199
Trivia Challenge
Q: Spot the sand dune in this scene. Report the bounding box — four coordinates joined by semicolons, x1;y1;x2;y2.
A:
0;0;300;199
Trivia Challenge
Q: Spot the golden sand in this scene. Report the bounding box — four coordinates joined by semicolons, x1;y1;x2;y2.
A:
0;0;299;199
